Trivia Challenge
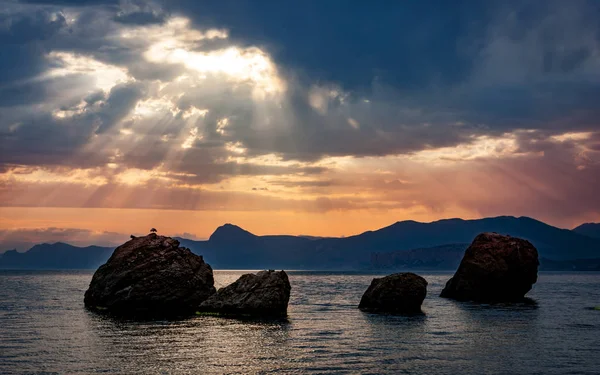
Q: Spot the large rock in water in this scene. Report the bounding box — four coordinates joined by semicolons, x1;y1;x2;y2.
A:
199;270;291;317
440;232;539;302
84;234;216;317
358;272;427;314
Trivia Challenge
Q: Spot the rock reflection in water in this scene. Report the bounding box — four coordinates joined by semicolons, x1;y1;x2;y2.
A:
0;270;599;374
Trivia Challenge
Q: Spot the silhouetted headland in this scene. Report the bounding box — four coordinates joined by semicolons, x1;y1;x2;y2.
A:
2;216;600;271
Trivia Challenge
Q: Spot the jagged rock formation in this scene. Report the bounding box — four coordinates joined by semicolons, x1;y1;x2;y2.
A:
84;234;215;317
198;270;291;317
358;272;427;314
440;232;539;302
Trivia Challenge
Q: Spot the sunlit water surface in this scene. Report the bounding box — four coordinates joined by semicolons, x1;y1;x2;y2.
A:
1;271;599;374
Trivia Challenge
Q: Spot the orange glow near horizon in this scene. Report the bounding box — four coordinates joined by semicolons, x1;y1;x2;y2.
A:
0;206;482;241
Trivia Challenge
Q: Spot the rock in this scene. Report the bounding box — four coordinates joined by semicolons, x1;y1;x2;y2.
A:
198;270;291;317
84;233;216;317
358;272;427;314
440;232;539;302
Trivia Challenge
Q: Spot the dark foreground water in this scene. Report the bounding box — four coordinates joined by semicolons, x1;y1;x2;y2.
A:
0;271;599;374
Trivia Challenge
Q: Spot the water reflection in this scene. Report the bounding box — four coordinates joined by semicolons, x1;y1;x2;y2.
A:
84;309;293;373
447;297;539;311
1;270;599;374
441;295;542;374
360;311;427;325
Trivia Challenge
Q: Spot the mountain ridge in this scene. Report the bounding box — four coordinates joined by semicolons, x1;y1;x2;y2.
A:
0;243;114;269
573;223;600;239
2;216;600;270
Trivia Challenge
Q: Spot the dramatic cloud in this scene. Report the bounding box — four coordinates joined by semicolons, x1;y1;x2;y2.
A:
1;0;599;239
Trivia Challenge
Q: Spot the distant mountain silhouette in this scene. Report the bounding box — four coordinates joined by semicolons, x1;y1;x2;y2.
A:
2;216;600;270
329;216;599;260
370;244;468;270
371;244;600;271
0;242;113;269
573;223;600;239
177;223;316;269
370;244;600;272
179;216;600;269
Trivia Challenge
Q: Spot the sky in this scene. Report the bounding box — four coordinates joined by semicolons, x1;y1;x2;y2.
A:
1;0;600;250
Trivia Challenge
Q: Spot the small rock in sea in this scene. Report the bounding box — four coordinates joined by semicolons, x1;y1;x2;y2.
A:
358;272;427;314
198;270;291;317
440;232;539;302
84;233;216;317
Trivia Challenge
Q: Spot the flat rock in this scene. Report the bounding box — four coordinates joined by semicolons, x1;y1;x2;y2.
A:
440;232;539;302
84;233;215;317
198;270;291;317
358;272;427;314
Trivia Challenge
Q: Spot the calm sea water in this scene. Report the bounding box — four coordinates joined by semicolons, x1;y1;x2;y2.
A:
0;270;599;374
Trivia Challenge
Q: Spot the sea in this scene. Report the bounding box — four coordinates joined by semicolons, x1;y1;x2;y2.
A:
0;270;599;374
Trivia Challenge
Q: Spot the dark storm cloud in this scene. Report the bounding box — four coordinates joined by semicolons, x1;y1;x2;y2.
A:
0;8;67;87
0;112;96;168
95;82;146;134
0;79;146;168
1;0;600;178
84;90;105;104
164;0;489;90
114;10;164;25
113;0;167;25
21;0;119;5
166;0;600;131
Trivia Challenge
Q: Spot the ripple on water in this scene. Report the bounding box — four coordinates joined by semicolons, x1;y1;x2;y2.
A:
0;270;599;374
